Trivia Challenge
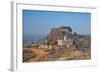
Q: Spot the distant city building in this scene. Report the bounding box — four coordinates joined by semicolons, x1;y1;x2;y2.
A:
25;26;76;49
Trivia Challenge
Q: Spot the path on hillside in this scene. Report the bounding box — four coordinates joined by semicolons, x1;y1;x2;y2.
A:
25;48;48;62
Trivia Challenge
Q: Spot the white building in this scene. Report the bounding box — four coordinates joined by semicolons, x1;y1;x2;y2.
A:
57;35;74;47
39;44;48;49
57;35;67;46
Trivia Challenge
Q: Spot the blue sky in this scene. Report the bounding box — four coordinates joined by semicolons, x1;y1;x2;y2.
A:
23;10;91;36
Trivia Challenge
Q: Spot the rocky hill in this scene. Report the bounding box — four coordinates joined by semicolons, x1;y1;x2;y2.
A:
48;26;74;41
23;26;91;62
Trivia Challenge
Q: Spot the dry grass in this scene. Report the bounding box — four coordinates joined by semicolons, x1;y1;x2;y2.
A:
23;49;37;62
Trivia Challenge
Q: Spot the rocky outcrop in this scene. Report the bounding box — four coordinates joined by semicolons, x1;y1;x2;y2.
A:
48;26;73;41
